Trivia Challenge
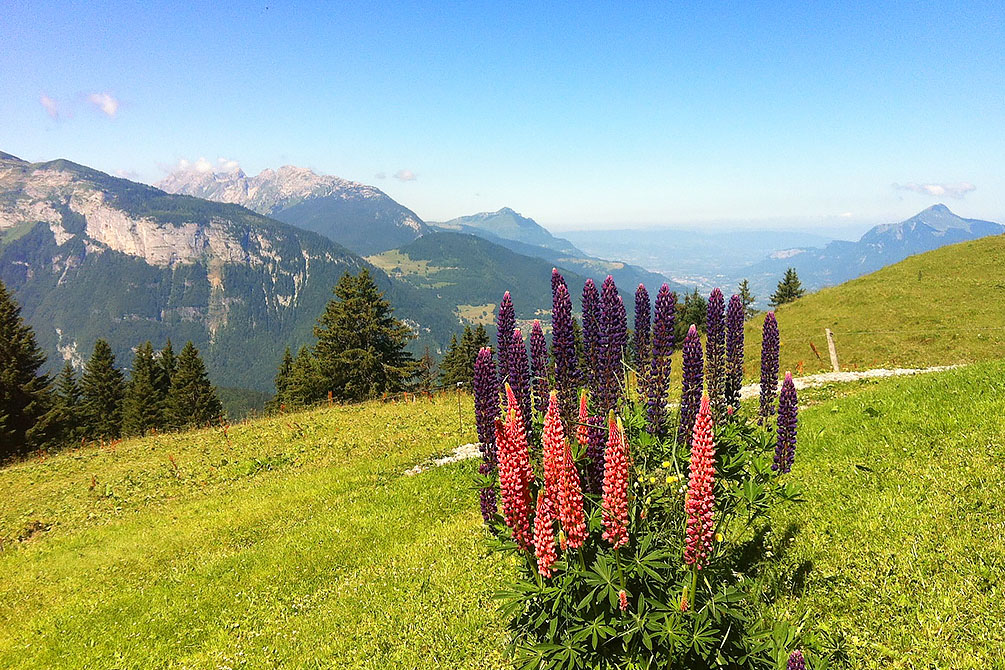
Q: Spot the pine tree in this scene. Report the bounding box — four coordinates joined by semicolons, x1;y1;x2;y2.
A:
472;324;491;352
274;346;294;399
314;269;416;402
283;346;325;406
678;288;707;339
122;342;163;436
737;279;756;319
438;333;467;388
52;362;85;445
80;339;125;440
166;342;223;429
0;280;53;458
770;268;806;307
414;347;437;393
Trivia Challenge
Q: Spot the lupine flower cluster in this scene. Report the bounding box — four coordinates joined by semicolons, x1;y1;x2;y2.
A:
581;279;601;398
473;346;499;524
725;294;745;410
773;371;798;473
598;276;627;416
542;391;587;549
534;489;558;577
496;291;515;389
601;412;630;549
497;385;535;551
577;391;604;495
551;271;580;422
530;320;549;416
787;650;806;670
510;329;533;436
705;288;726;417
684;394;716;570
645;284;676;435
677;324;705;447
634;284;651;380
759;311;780;422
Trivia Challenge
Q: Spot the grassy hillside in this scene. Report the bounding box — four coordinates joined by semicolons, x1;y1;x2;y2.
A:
744;234;1005;377
2;364;1003;666
0;395;507;669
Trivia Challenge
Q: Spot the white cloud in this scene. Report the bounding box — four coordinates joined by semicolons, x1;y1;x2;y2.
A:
114;169;140;180
374;171;387;180
893;181;976;199
40;95;59;119
394;168;417;182
172;157;241;175
87;92;119;118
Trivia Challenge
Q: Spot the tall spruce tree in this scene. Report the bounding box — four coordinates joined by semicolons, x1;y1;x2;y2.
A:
438;333;467;388
283;346;325;407
679;288;707;338
166;341;222;429
274;346;294;398
52;362;85;445
414;347;437;392
156;340;176;399
737;279;756;319
0;280;53;458
123;342;163;436
80;339;125;440
770;268;806;307
314;269;416;402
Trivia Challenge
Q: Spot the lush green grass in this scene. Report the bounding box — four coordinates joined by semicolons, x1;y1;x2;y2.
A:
3;364;1004;667
0;395;507;669
744;234;1005;376
763;361;1005;667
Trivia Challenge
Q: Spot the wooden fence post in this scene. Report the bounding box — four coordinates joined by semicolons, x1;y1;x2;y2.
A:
825;328;840;372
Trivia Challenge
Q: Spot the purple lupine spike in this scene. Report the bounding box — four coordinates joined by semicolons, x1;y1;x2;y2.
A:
786;650;806;670
677;324;705;447
509;329;533;435
773;372;798;473
551;267;566;299
582;278;601;398
473;346;499;464
725;294;745;411
496;291;515;390
585;416;606;494
759;311;780;423
645;284;676;435
529;319;549;415
478;461;497;525
705;288;726;417
598;276;627;415
634;284;651;382
552;280;579;423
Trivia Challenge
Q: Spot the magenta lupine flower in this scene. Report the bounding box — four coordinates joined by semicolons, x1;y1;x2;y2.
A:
598;275;627;415
677;324;705;447
529;320;549;416
552;277;580;422
786;650;806;670
582;279;601;397
684;395;716;570
584;416;606;495
759;312;780;423
645;284;676;435
705;288;726;416
725;294;745;411
496;291;515;390
773;371;798;473
634;284;651;381
509;329;533;436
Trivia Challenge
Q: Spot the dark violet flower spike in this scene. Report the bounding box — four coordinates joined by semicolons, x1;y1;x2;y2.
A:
509;329;533;436
645;284;676;435
773;371;798;473
529;320;549;415
759;311;780;423
634;284;651;381
705;288;726;417
551;280;579;422
585;416;606;494
582;278;601;398
478;461;497;525
598;276;627;416
725;294;745;411
677;324;704;447
496;291;515;390
473;347;499;465
551;267;566;299
786;650;806;670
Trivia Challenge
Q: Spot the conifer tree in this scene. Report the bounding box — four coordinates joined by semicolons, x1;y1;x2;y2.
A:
414;347;437;392
314;269;416;402
156;340;176;401
472;324;490;352
52;362;85;445
0;280;53;458
678;289;707;339
123;342;162;436
737;279;756;319
166;342;222;429
770;268;806;307
274;346;294;399
438;333;467;388
283;346;325;406
80;339;125;440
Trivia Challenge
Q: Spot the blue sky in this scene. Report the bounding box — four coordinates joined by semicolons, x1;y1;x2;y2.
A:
2;0;1003;232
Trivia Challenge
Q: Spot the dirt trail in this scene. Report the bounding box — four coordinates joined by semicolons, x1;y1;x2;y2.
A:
738;365;957;399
